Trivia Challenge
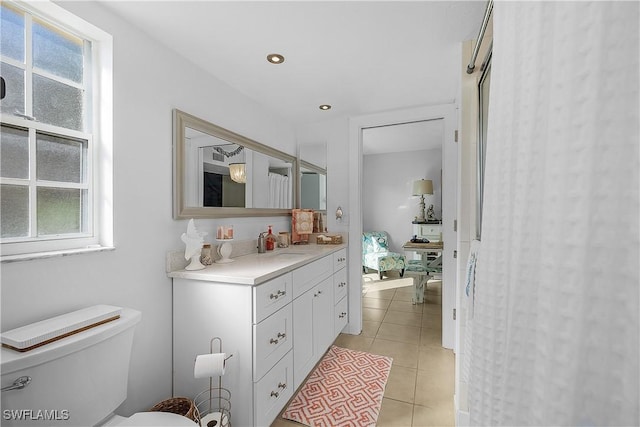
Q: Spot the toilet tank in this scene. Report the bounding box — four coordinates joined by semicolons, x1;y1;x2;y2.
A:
1;306;142;427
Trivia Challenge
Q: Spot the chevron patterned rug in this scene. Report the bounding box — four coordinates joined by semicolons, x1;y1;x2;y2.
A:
282;345;392;427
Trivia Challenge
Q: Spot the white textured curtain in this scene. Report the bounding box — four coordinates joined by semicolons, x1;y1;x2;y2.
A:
268;172;291;209
469;2;639;426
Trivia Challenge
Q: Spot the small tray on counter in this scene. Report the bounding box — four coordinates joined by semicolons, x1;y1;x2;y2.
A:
316;235;343;245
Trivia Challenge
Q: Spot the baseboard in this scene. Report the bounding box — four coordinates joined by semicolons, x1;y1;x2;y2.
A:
454;394;470;426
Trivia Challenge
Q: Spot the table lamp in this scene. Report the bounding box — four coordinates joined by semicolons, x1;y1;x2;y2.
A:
412;179;433;223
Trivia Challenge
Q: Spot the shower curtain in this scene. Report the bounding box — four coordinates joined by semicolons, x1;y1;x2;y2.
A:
268;172;291;209
468;2;639;426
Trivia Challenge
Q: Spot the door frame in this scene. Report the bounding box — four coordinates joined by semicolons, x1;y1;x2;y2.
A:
346;103;458;350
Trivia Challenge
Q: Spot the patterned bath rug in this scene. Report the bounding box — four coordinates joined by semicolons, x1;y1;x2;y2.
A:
282;345;393;427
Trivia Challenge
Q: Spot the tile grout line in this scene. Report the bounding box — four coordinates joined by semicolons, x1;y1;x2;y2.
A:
365;278;448;426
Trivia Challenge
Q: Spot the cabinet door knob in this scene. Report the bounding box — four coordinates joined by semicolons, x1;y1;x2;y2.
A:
277;290;286;296
269;293;279;300
277;332;286;339
278;382;287;390
270;391;279;398
270;338;279;344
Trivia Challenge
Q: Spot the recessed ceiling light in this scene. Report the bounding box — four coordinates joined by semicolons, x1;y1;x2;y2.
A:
319;104;331;110
267;53;285;64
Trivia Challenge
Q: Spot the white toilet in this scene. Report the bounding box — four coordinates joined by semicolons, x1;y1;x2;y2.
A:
0;306;196;427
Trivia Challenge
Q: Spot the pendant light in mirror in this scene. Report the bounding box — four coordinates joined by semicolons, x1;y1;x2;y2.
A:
229;146;246;183
211;143;246;184
229;163;246;184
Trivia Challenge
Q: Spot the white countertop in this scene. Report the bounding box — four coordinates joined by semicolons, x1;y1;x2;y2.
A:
168;243;347;285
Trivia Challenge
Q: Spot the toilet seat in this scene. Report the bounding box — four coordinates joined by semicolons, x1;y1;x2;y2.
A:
114;411;197;426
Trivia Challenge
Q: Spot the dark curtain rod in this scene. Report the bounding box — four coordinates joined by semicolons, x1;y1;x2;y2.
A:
466;0;493;74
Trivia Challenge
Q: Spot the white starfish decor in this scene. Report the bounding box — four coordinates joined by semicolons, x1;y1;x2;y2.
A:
181;219;207;270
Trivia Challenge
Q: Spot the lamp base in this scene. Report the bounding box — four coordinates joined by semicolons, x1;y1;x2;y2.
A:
415;195;426;223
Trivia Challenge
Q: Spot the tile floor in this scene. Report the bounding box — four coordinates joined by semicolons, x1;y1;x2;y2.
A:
272;275;455;427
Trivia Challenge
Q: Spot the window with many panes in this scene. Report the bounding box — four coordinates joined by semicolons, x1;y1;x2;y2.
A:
1;1;112;259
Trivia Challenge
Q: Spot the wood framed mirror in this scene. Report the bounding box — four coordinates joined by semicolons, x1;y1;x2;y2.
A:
298;142;327;212
173;109;297;219
299;160;327;212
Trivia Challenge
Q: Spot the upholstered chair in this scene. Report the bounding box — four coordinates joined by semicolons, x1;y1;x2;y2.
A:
362;231;406;280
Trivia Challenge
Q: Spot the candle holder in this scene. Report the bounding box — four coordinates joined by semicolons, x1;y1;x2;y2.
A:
215;239;234;263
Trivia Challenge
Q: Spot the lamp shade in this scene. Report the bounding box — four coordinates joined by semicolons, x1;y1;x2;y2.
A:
412;179;433;196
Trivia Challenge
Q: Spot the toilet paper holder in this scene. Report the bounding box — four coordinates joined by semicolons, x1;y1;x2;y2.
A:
193;337;232;427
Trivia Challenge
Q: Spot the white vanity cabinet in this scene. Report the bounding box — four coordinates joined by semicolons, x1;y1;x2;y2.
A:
290;253;334;391
292;275;333;390
292;248;348;389
171;244;347;427
172;274;294;427
333;248;349;336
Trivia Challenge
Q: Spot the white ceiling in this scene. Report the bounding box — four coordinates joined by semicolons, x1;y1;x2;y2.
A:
98;0;485;151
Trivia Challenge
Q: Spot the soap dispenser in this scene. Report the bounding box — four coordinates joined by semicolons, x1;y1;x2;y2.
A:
265;225;276;251
257;232;267;253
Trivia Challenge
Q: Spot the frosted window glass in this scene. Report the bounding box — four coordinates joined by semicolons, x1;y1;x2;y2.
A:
0;62;25;115
37;187;85;235
1;125;29;179
0;5;25;62
33;17;83;83
36;133;85;183
33;74;83;131
1;184;29;238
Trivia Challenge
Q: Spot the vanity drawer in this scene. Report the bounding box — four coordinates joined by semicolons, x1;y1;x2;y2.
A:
334;267;348;304
254;350;294;427
292;255;332;298
333;248;347;272
253;305;292;381
253;273;292;324
334;296;348;336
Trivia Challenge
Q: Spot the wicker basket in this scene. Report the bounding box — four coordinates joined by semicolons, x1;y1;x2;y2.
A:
150;397;201;425
316;234;343;245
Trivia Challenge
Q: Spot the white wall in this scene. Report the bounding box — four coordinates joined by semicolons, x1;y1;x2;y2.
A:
295;118;350;234
363;148;442;253
1;2;295;416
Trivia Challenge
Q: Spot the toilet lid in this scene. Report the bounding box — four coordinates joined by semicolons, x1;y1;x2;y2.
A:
115;411;197;426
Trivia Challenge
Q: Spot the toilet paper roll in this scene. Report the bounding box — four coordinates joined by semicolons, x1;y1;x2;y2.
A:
201;411;229;427
194;353;226;378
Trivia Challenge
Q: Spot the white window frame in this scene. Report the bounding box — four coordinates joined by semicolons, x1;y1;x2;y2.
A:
1;0;113;261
